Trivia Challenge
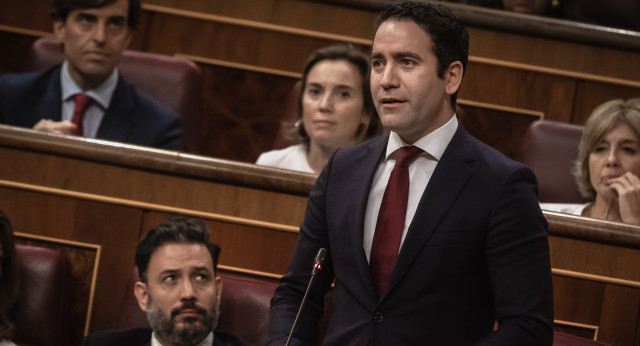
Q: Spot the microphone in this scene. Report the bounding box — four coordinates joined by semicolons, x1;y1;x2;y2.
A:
285;248;328;346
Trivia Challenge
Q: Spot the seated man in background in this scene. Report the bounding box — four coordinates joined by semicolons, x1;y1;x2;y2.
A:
81;218;243;346
0;0;182;150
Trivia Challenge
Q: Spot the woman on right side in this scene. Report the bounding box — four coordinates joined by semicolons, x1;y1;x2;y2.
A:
541;98;640;226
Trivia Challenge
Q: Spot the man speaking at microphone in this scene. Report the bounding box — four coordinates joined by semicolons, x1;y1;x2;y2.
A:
268;2;553;345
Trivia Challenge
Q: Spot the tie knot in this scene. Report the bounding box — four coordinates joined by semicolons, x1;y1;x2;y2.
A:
395;146;423;168
74;94;93;112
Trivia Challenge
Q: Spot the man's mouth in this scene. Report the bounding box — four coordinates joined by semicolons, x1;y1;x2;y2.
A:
381;98;404;105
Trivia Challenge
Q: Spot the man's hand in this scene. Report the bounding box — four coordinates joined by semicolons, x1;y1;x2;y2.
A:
33;119;77;135
609;172;640;226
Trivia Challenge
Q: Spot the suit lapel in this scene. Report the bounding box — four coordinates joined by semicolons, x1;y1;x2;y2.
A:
346;137;388;301
383;125;476;298
33;66;63;123
96;76;138;141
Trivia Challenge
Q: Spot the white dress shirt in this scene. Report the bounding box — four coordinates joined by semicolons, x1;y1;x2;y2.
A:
255;143;315;174
364;115;458;261
60;60;119;138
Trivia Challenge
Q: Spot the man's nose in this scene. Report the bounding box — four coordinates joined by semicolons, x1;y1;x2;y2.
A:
93;23;106;44
179;280;197;300
380;65;399;90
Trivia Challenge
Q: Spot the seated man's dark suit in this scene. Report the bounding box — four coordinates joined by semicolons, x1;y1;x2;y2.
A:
269;125;554;345
0;65;181;150
80;327;244;346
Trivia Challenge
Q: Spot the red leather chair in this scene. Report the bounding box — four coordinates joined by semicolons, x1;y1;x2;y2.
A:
116;268;277;346
10;244;71;346
520;120;589;203
24;37;204;153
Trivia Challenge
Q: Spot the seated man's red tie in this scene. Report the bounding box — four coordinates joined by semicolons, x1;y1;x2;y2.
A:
370;145;423;298
71;94;93;136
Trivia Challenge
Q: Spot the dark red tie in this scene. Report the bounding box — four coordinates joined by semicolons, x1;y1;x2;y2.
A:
370;145;423;298
71;94;93;136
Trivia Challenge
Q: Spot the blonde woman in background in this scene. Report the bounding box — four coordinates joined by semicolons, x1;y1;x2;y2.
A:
541;98;640;225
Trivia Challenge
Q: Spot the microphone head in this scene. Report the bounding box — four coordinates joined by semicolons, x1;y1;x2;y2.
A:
314;248;327;265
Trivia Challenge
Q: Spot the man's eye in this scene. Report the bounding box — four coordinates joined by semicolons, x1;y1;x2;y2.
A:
108;18;126;29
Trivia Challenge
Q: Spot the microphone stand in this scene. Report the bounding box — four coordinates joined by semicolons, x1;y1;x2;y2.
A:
285;248;327;346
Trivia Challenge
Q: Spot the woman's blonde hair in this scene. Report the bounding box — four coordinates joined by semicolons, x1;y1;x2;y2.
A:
573;98;640;199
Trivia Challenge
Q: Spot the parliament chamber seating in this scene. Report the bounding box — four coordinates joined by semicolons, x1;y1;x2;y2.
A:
520;120;589;203
11;244;72;346
116;267;277;346
24;37;204;153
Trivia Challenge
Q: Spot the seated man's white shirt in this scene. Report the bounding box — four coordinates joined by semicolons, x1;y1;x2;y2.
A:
60;60;118;138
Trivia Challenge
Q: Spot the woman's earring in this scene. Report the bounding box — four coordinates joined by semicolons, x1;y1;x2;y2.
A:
295;119;308;139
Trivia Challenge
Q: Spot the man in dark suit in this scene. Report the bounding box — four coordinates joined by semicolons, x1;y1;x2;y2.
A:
0;0;181;150
81;218;243;346
268;2;554;345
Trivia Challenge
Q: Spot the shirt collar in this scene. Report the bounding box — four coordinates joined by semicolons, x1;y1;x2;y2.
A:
151;331;214;346
60;60;119;109
385;115;458;162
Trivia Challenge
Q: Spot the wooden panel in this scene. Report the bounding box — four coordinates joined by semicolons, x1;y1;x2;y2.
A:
141;211;297;276
0;186;144;333
572;80;640;125
553;276;604;331
457;100;541;160
0;127;312;226
599;285;640;345
198;63;298;161
144;0;378;39
461;61;577;122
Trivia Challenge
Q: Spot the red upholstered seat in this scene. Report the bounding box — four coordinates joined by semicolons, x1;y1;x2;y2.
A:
24;37;204;153
116;268;277;346
520;119;589;203
11;244;72;346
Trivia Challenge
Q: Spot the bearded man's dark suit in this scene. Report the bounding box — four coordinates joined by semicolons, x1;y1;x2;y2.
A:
268;124;554;345
0;65;181;150
80;327;244;346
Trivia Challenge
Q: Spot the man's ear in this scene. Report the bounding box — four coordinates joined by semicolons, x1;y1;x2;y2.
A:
123;30;133;49
444;61;464;96
53;20;66;43
134;281;149;312
215;276;223;302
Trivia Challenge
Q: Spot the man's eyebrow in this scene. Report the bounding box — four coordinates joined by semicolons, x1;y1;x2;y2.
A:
391;51;423;61
76;12;98;21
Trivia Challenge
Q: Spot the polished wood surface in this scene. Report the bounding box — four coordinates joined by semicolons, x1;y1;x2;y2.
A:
2;125;640;344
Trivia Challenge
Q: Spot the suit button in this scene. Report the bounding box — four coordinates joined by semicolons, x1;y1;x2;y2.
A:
374;312;383;323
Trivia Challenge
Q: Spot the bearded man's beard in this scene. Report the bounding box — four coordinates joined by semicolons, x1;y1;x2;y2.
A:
146;295;220;346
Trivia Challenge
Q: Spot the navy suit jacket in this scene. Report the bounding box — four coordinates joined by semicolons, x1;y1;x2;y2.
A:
0;65;181;150
269;125;554;345
80;327;245;346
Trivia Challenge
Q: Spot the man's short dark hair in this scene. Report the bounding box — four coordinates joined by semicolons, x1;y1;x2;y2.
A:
51;0;141;29
374;1;469;107
135;217;221;283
